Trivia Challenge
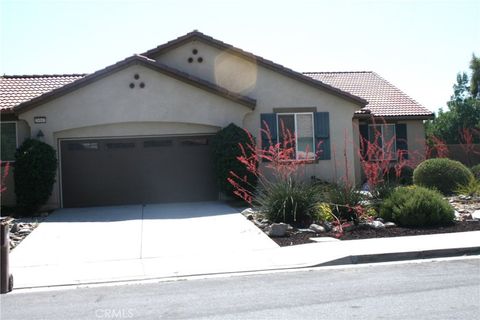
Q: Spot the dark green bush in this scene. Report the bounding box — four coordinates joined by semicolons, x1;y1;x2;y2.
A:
211;123;257;199
471;164;480;180
256;178;320;226
14;139;57;214
327;183;365;222
380;186;454;227
413;158;473;195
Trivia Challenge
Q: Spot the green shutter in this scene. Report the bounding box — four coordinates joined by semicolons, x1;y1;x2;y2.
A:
314;112;330;160
359;124;369;159
1;122;17;161
395;123;408;159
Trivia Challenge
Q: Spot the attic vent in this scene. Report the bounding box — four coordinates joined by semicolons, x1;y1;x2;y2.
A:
192;49;198;55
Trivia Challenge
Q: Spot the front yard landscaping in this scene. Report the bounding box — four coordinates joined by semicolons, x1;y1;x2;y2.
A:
243;194;480;246
218;124;480;247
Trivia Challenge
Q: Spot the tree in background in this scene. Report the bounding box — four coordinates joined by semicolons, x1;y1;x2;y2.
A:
470;53;480;98
425;54;480;144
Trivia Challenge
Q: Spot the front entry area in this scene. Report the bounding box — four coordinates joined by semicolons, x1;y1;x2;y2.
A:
60;135;218;207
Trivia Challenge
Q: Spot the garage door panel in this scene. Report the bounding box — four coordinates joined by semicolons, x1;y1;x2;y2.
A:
60;135;218;207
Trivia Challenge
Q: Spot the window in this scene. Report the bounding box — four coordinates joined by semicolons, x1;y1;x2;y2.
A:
143;140;173;148
368;124;396;159
1;122;17;161
180;138;209;146
106;142;135;149
68;142;99;151
277;113;315;160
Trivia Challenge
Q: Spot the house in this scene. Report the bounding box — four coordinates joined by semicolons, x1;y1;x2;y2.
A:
0;31;433;208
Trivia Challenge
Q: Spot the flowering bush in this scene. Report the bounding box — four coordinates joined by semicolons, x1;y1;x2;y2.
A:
227;121;321;226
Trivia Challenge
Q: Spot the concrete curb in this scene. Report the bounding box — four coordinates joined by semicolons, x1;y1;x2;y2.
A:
318;246;480;266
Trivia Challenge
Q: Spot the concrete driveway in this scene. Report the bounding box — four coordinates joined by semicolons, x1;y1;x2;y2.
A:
10;202;278;287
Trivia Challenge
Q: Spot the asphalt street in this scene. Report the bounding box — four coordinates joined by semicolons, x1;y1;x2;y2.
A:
1;257;479;320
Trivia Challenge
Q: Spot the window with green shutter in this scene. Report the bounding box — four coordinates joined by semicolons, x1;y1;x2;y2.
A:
1;122;17;161
260;111;331;161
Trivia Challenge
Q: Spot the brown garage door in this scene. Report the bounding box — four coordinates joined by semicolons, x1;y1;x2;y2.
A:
60;136;218;207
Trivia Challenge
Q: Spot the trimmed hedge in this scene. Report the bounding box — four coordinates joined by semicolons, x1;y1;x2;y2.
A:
211;123;257;199
413;158;473;195
380;186;454;227
14;139;57;213
471;164;480;180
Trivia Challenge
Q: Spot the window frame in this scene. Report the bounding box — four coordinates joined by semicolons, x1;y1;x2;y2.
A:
276;112;316;160
1;121;18;162
368;123;397;160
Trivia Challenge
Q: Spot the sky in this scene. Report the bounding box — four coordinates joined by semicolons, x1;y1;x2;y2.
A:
1;0;479;113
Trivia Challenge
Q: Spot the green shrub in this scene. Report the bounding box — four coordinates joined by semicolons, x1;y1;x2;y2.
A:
380;186;454;227
211;123;257;199
413;158;473;195
14;139;57;214
313;202;334;223
455;177;480;196
471;164;480;180
326;183;365;222
256;178;320;226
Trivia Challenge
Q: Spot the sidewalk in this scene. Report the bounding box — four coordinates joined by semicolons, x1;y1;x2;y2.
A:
10;231;480;289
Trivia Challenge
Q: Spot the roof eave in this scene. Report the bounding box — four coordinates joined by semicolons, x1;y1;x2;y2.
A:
353;114;435;121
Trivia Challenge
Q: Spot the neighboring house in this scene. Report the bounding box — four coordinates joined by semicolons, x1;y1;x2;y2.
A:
0;31;433;209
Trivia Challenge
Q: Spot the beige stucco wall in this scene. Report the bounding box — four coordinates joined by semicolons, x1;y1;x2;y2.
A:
156;41;362;184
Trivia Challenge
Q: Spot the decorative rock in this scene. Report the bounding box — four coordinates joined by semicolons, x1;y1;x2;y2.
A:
384;222;397;228
322;221;333;232
261;219;270;224
241;208;255;216
246;214;254;220
309;224;326;233
9;223;18;233
454;210;461;219
472;210;480;220
18;228;31;234
267;223;288;237
369;220;385;229
253;220;266;228
375;217;385;223
297;228;316;234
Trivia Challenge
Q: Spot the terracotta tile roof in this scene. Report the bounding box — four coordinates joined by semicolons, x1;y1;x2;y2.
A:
304;71;434;118
0;74;86;112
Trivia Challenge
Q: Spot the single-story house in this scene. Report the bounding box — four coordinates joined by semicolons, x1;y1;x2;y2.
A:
0;31;433;208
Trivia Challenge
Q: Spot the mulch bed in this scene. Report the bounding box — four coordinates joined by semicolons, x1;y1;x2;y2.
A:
272;220;480;247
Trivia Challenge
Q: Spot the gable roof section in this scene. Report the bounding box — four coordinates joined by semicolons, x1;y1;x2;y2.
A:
142;30;367;107
0;74;85;113
9;55;256;114
304;71;434;119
